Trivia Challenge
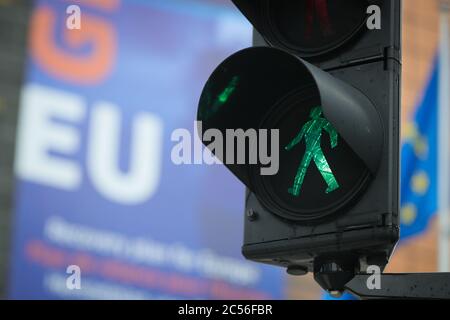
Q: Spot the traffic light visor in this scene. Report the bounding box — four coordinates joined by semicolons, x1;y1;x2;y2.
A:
198;47;383;220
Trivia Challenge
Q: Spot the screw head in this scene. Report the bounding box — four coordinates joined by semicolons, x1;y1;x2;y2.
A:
287;265;308;276
246;209;258;221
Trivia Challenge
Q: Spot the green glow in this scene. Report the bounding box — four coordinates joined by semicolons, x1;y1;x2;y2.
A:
218;76;239;104
199;76;239;121
285;106;340;196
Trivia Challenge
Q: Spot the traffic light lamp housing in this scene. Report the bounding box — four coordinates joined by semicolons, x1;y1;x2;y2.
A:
236;0;401;69
197;0;401;292
199;47;383;220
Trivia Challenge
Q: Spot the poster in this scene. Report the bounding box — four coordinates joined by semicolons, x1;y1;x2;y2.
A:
9;0;283;299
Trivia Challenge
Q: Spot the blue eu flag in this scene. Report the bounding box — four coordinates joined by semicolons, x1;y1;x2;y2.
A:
400;59;438;240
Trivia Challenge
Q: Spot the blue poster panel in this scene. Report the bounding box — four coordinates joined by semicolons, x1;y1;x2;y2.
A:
9;0;283;299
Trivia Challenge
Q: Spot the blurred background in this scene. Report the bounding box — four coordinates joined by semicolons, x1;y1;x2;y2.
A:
0;0;447;299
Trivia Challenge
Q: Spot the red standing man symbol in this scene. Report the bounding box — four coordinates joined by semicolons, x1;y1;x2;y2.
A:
305;0;334;40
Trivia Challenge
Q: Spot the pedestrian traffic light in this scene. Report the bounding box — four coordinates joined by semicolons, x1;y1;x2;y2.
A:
197;0;401;293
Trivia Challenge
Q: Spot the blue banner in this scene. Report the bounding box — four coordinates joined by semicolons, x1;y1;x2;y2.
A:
9;0;283;299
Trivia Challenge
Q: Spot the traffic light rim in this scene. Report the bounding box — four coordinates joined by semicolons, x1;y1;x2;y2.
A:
251;87;372;222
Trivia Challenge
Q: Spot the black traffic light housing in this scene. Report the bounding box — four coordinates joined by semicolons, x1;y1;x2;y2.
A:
242;0;400;69
197;0;401;293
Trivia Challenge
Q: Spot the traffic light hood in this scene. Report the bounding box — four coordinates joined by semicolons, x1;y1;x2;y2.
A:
197;46;383;189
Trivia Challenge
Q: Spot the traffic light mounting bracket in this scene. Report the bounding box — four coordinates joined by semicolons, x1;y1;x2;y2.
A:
345;273;450;299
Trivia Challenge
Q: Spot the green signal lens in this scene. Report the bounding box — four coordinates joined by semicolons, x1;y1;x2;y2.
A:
285;106;340;197
253;89;371;222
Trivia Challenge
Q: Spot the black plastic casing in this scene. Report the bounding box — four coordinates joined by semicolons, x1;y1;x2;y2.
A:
242;0;401;273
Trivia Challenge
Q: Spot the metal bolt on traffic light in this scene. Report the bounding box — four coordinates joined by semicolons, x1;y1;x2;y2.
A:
197;0;401;294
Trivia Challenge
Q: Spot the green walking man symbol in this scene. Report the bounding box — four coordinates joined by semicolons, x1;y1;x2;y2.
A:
285;106;340;197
